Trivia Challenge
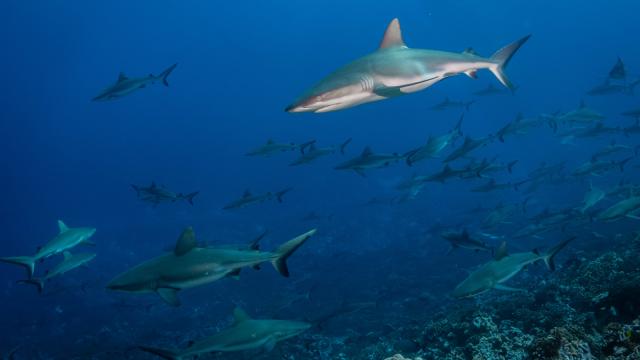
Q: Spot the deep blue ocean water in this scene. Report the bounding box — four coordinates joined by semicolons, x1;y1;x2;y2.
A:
1;1;640;359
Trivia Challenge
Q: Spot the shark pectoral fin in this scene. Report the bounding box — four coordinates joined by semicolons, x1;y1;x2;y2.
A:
354;169;366;177
494;284;525;292
227;269;241;280
373;86;403;98
263;338;277;352
157;287;181;307
625;214;640;220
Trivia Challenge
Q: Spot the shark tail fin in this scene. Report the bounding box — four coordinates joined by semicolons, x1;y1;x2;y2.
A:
183;191;199;205
17;278;44;293
158;63;178;87
275;188;293;203
489;35;531;91
340;138;352;155
0;256;35;279
272;229;316;277
542;236;575;271
138;346;182;360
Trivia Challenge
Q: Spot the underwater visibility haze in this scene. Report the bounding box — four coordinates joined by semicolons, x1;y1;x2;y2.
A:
2;0;640;359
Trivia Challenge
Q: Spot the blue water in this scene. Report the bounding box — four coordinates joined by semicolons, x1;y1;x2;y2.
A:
1;1;640;359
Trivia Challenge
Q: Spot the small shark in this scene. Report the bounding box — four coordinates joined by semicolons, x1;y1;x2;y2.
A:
592;140;633;161
441;229;493;254
473;83;512;96
572;157;632;177
586;79;637;96
18;252;96;293
107;227;316;306
557;123;620;142
92;64;177;101
334;146;404;176
405;115;463;166
429;97;475;111
482;202;521;229
138;307;311;359
443;135;494;163
223;188;293;210
285;18;530;113
470;179;522;192
424;164;467;183
246;139;315;157
471;158;518;178
528;161;566;181
496;113;543;142
452;237;573;298
132;182;199;206
0;220;96;278
289;138;351;166
578;181;605;214
544;101;605;131
597;195;640;221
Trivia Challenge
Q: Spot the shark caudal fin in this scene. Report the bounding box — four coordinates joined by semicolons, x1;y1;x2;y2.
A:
138;346;182;360
275;188;293;203
541;236;575;271
271;229;316;277
158;63;178;87
17;278;44;293
182;191;199;205
489;35;531;91
0;256;36;278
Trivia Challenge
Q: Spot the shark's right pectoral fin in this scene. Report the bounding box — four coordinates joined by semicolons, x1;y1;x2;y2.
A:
138;346;182;360
157;287;181;307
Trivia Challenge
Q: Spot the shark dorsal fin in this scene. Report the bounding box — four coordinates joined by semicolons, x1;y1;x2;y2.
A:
63;251;72;260
118;72;128;83
579;100;586;109
361;146;373;157
58;220;69;234
266;139;274;144
494;241;508;260
379;18;406;50
233;307;251;324
462;47;478;55
174;227;197;256
515;113;524;122
150;181;157;189
243;189;252;198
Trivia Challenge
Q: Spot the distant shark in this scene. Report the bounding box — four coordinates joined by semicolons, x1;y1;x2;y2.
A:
132;182;199;206
285;18;530;113
18;251;96;293
0;220;96;278
223;188;293;210
92;63;177;101
138;307;310;359
452;237;573;298
334;146;404;176
107;227;316;306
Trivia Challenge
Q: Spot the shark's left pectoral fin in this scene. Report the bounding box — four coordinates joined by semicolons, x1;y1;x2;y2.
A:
227;269;241;280
263;338;277;352
157;287;181;307
494;284;525;292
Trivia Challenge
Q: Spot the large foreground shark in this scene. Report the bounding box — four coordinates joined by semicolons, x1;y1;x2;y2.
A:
285;18;530;113
138;307;310;359
92;63;177;101
452;237;573;298
107;227;316;306
0;220;96;278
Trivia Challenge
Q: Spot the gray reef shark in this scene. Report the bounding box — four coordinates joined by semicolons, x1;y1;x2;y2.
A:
452;237;573;298
334;146;404;176
405;115;463;166
441;229;493;254
597;195;640;221
138;307;310;359
578;181;605;214
132;182;199;206
429;97;474;111
223;188;293;210
444;135;494;163
92;63;177;101
473;83;513;96
107;227;316;306
285;18;530;113
246;139;315;157
19;252;96;293
289;138;351;166
496;113;543;142
0;220;96;278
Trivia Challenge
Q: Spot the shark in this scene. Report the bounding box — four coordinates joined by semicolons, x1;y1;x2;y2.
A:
441;229;493;254
557;123;620;143
496;113;543;142
223;188;293;210
285;18;530;113
334;146;404;176
246;139;315;157
443;135;494;163
578;182;605;214
473;83;512;96
591;140;632;161
429;97;474;111
138;307;311;359
544;101;605;131
572;157;632;177
597;195;640;222
405;115;463;166
471;158;519;178
586;79;637;96
107;227;316;306
92;63;177;101
0;220;96;278
132;182;199;206
18;252;96;293
289;138;352;166
452;237;573;298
